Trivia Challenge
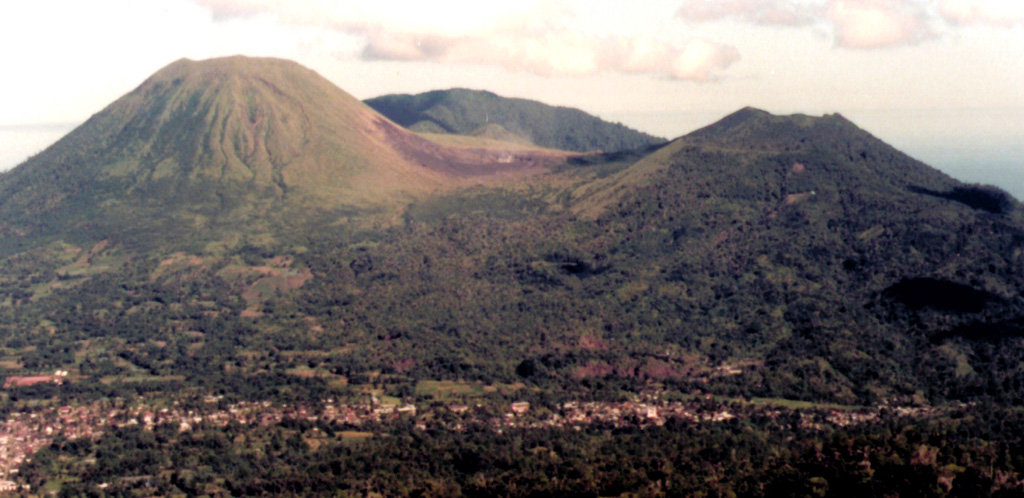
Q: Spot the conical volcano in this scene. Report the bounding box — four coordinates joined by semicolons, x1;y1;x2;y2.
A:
101;56;445;199
0;56;566;247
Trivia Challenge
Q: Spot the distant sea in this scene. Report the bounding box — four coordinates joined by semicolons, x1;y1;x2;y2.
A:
849;108;1024;202
897;142;1024;201
2;112;1022;201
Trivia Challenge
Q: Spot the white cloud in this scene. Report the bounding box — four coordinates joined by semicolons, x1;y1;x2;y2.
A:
190;0;275;20
190;0;739;81
668;40;742;80
938;0;1024;26
193;0;550;37
358;29;740;80
361;32;457;62
676;0;822;25
679;0;954;49
826;0;934;48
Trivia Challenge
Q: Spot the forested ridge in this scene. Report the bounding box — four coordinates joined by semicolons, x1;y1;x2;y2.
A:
1;58;1023;497
365;88;667;153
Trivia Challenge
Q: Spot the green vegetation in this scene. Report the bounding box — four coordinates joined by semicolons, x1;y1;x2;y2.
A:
2;104;1021;408
0;57;539;256
17;404;1024;497
365;88;667;153
1;57;1023;497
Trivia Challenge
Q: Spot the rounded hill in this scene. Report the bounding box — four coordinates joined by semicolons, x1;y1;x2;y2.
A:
365;88;667;153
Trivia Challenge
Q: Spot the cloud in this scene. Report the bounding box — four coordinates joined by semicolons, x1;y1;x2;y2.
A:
826;0;934;48
361;32;457;62
359;29;739;80
193;0;282;21
191;0;740;81
679;0;942;49
361;28;742;81
676;0;822;26
938;0;1024;26
667;39;742;80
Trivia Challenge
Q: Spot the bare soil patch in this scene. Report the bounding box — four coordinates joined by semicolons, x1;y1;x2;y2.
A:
376;118;571;180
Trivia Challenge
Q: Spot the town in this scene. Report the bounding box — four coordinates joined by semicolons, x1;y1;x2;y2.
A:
0;387;940;493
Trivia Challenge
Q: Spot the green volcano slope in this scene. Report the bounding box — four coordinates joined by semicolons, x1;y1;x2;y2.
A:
0;57;569;252
365;88;667;153
0;58;1022;408
4;64;1024;498
287;107;1024;405
545;107;1024;401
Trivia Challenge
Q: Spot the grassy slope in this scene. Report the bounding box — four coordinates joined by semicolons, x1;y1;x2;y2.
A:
2;86;1023;409
0;58;428;247
365;88;667;153
0;57;575;254
4;103;1024;498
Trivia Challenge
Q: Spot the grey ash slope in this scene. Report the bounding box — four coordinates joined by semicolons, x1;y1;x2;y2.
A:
365;88;667;153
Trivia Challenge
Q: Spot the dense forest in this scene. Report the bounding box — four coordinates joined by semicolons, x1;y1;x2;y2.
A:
2;58;1023;497
2;111;1023;408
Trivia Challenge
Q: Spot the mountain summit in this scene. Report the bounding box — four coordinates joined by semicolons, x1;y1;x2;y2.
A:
0;57;567;247
365;88;667;153
3;59;1024;495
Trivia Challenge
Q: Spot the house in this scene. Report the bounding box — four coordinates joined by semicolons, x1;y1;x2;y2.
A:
447;404;469;414
2;370;69;389
510;402;530;415
3;376;58;389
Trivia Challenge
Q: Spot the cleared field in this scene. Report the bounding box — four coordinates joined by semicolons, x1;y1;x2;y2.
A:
414;380;488;399
100;375;186;385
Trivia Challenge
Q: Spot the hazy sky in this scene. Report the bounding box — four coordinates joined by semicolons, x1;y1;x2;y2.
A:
1;0;1022;195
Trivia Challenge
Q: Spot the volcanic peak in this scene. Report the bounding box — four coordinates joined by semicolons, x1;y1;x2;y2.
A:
0;56;577;245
